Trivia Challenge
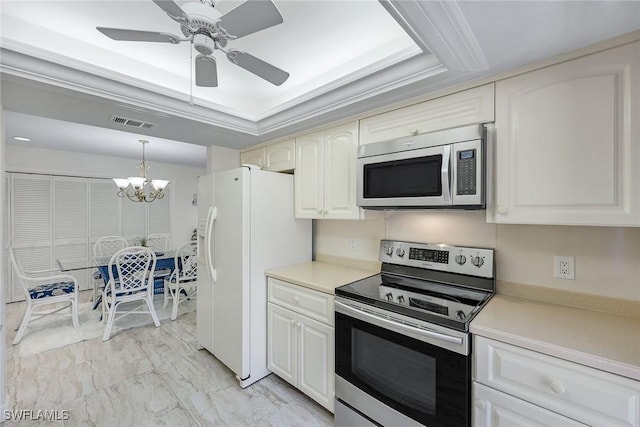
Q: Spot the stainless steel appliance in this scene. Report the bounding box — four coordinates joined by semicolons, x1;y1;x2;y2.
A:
334;240;495;427
357;124;486;209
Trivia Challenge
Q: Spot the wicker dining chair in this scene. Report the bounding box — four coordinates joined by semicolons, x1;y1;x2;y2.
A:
163;241;197;320
9;248;79;345
101;246;160;341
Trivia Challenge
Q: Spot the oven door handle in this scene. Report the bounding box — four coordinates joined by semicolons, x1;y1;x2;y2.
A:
335;301;463;345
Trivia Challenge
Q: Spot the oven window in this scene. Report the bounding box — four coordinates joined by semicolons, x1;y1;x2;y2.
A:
363;155;442;199
336;312;470;427
352;329;436;414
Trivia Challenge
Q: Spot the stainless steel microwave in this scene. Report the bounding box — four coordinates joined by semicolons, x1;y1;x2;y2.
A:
357;124;486;209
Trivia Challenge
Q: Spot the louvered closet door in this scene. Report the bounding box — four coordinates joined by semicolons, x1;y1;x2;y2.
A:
120;194;146;245
54;178;89;291
3;175;11;304
89;180;120;248
148;185;171;238
10;174;53;302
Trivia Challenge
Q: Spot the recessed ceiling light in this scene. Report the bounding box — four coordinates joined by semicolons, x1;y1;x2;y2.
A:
12;136;31;142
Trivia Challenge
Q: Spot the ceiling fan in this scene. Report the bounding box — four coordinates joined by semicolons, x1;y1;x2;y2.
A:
97;0;289;87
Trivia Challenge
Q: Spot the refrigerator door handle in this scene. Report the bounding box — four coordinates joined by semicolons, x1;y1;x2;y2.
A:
207;206;218;282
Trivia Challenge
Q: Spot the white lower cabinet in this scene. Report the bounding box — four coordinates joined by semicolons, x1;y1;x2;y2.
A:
473;336;640;427
473;383;587;427
267;278;335;412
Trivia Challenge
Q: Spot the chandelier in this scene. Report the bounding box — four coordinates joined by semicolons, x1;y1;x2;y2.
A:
113;140;169;203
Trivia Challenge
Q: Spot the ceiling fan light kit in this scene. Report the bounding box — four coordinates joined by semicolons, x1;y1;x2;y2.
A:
97;0;288;87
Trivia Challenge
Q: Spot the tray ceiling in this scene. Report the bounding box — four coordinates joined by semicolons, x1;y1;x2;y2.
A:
1;0;640;165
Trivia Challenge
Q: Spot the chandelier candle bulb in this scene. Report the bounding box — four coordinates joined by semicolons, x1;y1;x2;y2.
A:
113;140;169;203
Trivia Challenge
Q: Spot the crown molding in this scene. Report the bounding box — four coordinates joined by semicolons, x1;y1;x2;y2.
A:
256;54;445;135
380;0;488;71
0;48;259;135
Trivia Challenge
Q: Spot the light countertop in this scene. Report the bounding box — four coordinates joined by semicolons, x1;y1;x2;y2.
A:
470;295;640;381
265;261;378;295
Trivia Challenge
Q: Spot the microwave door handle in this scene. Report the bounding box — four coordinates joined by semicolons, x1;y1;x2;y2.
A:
441;145;452;204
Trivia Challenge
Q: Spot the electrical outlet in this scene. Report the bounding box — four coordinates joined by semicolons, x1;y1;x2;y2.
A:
554;256;575;280
348;238;357;251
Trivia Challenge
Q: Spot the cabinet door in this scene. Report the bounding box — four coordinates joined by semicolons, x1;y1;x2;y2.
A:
267;303;297;386
474;383;587;427
493;41;640;226
297;314;334;412
240;147;265;169
359;84;494;145
323;122;360;219
265;140;295;172
294;132;324;219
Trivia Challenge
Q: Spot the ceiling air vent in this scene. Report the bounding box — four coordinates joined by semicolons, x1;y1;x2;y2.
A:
110;115;157;130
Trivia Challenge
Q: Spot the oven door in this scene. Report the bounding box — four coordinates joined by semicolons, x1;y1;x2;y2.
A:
335;300;470;427
357;144;452;207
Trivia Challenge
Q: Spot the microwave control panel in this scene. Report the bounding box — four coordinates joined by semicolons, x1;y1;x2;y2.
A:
456;149;477;195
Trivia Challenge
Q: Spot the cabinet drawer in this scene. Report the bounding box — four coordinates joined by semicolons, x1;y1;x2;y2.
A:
474;382;587;427
475;336;640;427
359;83;494;145
268;278;334;325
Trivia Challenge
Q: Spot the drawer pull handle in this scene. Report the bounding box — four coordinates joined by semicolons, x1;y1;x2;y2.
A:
474;400;486;410
550;381;565;395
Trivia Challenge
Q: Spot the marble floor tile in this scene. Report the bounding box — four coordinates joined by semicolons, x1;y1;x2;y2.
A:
5;290;336;427
62;371;198;427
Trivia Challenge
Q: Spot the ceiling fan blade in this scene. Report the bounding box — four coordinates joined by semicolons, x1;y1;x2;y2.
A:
218;0;283;39
152;0;190;23
227;50;289;86
97;27;182;43
195;54;218;87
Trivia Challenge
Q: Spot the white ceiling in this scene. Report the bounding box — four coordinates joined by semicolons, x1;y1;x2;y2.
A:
1;0;640;166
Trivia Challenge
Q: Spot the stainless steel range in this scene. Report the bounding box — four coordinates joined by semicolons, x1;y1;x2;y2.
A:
334;240;495;427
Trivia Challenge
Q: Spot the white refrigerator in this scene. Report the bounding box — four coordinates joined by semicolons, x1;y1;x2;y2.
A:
196;167;311;388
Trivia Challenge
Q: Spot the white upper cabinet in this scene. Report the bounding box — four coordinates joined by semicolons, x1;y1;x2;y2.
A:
294;122;360;219
492;41;640;226
265;139;295;172
240;139;295;172
359;83;495;145
240;147;265;169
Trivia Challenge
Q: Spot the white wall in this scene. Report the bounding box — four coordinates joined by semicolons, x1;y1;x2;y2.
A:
316;211;640;302
207;145;240;173
5;144;205;246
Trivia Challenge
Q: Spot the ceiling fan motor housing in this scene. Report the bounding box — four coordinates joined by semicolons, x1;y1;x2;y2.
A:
193;33;215;55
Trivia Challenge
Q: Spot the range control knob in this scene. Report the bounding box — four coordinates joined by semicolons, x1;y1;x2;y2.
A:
397;295;405;304
471;256;485;268
456;310;466;321
396;248;406;258
385;292;393;301
385;246;394;256
455;254;467;265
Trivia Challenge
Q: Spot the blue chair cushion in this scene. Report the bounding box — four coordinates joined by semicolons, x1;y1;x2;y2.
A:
166;275;197;284
29;281;75;299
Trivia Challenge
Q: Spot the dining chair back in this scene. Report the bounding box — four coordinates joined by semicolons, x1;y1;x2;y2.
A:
101;246;160;341
146;233;172;252
9;248;79;345
164;241;197;320
92;236;128;302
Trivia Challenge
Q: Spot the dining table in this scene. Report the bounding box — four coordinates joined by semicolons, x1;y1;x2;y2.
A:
57;250;178;308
